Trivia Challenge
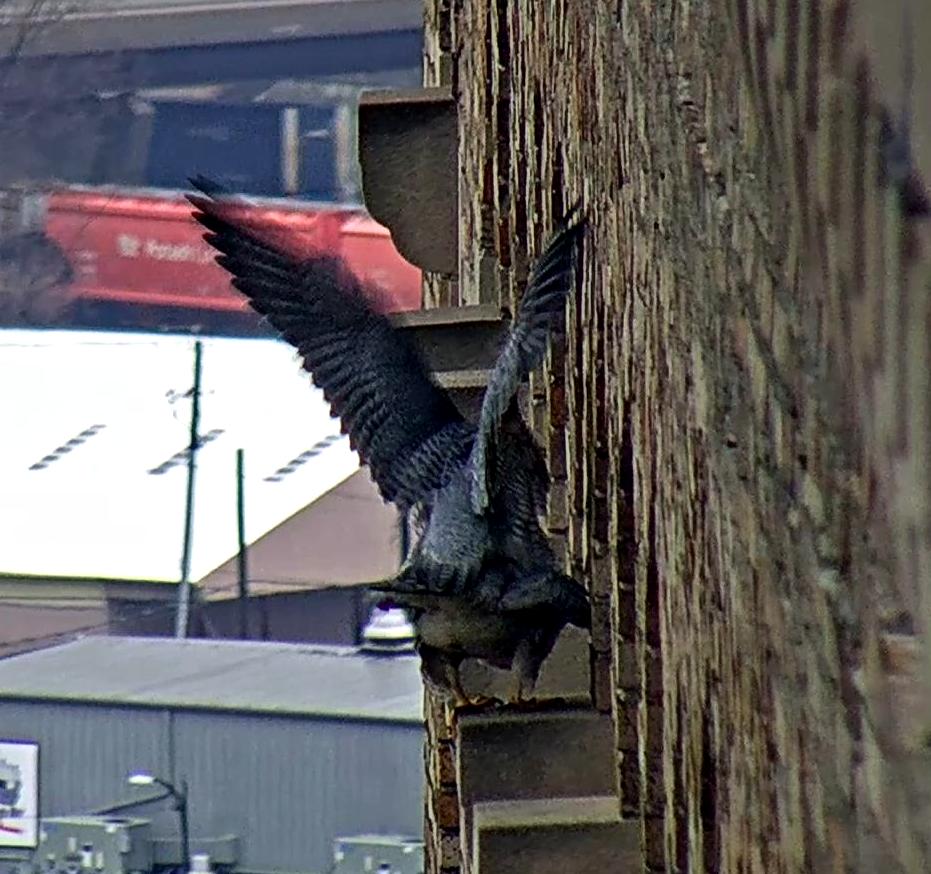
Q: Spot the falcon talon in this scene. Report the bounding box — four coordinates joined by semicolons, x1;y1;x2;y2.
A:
453;695;500;713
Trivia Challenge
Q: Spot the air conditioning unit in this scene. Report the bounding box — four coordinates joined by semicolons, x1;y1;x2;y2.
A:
36;817;153;874
332;835;423;874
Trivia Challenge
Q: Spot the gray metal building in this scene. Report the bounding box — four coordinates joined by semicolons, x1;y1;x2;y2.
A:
0;638;425;874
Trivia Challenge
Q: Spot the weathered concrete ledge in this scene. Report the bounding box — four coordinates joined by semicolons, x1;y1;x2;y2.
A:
472;796;638;874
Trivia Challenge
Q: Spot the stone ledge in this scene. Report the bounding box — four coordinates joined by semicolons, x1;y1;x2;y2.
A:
390;304;507;374
457;704;613;870
358;87;458;275
391;304;507;419
471;796;638;874
457;707;615;805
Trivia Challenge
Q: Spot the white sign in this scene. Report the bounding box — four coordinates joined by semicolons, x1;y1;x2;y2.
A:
0;740;39;849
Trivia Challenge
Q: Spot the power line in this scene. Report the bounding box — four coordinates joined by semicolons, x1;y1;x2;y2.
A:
0;577;374;604
0;599;181;651
0;579;375;651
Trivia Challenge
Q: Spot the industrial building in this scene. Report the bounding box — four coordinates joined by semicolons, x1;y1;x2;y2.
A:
0;637;424;874
0;329;404;656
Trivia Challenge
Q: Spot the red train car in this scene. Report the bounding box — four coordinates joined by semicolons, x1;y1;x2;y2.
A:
42;187;422;317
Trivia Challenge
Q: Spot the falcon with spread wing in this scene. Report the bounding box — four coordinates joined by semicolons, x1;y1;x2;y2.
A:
188;178;589;704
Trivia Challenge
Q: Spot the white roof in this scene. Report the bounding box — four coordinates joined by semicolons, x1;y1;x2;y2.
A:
0;328;361;583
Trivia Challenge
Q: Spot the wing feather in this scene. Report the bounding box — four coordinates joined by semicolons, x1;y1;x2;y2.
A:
469;204;586;513
187;177;467;507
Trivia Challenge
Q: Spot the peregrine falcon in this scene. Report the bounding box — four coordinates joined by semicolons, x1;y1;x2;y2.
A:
188;178;589;704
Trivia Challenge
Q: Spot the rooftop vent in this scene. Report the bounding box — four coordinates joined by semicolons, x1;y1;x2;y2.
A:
148;429;225;475
264;434;342;482
360;607;416;655
29;424;107;470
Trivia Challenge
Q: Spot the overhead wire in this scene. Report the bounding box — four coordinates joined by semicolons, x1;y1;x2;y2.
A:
0;576;375;603
0;576;377;652
0;599;182;652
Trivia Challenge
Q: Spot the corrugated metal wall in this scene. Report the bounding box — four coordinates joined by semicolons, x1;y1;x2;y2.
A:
1;701;423;874
175;712;423;872
3;704;171;813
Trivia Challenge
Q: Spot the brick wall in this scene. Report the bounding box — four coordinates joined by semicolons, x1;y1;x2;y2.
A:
423;0;931;870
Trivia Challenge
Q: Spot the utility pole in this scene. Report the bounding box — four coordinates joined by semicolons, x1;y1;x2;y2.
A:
175;340;202;638
175;778;191;874
236;448;249;639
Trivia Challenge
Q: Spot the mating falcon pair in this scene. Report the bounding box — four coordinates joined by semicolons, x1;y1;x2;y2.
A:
188;178;590;706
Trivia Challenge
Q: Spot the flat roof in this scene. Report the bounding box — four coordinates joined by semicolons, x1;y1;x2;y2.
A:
0;636;423;723
0;329;363;584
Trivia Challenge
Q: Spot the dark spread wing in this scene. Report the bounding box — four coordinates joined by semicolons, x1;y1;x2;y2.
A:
491;425;553;564
187;176;467;508
469;204;586;513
